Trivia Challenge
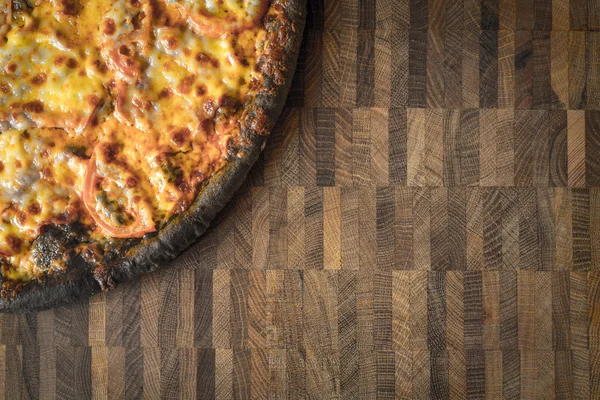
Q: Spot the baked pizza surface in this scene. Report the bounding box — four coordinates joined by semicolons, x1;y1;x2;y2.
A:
0;0;304;307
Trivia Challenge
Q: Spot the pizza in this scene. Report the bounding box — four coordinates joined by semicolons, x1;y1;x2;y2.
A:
0;0;305;312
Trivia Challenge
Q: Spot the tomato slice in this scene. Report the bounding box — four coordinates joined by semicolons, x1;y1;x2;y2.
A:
82;148;156;239
172;0;269;37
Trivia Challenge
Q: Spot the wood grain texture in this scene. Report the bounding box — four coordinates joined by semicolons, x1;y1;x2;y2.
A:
2;0;599;397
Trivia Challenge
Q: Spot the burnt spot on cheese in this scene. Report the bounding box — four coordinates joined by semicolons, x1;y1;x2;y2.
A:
126;176;138;188
100;142;120;163
0;83;10;94
53;0;81;16
31;73;47;86
219;94;239;110
103;18;116;36
0;161;4;174
94;59;108;74
164;35;179;50
195;52;220;68
158;87;173;99
6;62;17;74
171;127;190;147
22;100;44;113
41;167;53;179
28;202;41;215
177;75;196;95
17;211;27;225
54;56;66;66
6;235;22;253
195;85;207;97
14;160;22;169
66;58;79;69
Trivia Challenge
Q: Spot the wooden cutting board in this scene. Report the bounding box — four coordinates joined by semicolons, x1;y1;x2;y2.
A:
2;0;600;398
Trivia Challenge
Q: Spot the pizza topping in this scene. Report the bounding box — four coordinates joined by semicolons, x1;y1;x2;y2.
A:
0;0;274;281
83;149;157;239
165;0;269;37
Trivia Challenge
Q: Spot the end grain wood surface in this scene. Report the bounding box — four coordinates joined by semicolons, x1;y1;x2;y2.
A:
2;0;600;398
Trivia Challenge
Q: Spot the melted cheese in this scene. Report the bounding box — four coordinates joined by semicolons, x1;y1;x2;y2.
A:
0;0;268;280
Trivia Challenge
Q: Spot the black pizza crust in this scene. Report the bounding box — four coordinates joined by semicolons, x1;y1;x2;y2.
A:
0;0;306;313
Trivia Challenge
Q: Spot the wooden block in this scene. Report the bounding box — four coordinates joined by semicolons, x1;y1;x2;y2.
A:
444;31;462;108
303;271;340;398
500;271;518;351
572;189;591;271
287;186;305;270
371;108;389;184
466;349;485;399
537;188;556;270
392;271;411;351
570;271;589;350
196;349;216;399
592;189;600;269
299;108;317;187
339;270;358;398
411;271;428;349
480;30;499;109
359;186;376;270
322;30;339;108
356;30;375;108
341;186;359;270
323;187;341;270
533;31;552;110
374;30;392;108
395;349;412;399
462;30;480;109
498;30;515;109
482;271;500;350
445;271;464;351
464;272;483;350
252;187;269;270
535;272;553;350
412;188;431;271
268;187;288;269
551;32;569;108
352;108;372;185
586;110;600;186
408;30;428;108
334;108;354;185
394;187;413;270
215;348;233;400
552;271;571;350
426;30;445;108
466;188;484;272
499;0;516;29
459;109;480;186
391;30;409;108
443;109;462;186
568;32;586;110
515;31;533;109
586;33;600;110
304;30;322;108
339;29;357;107
409;0;428;29
376;187;394;271
315;108;336;187
212;270;231;349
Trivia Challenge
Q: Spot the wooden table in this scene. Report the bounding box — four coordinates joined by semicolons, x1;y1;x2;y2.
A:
2;0;600;398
